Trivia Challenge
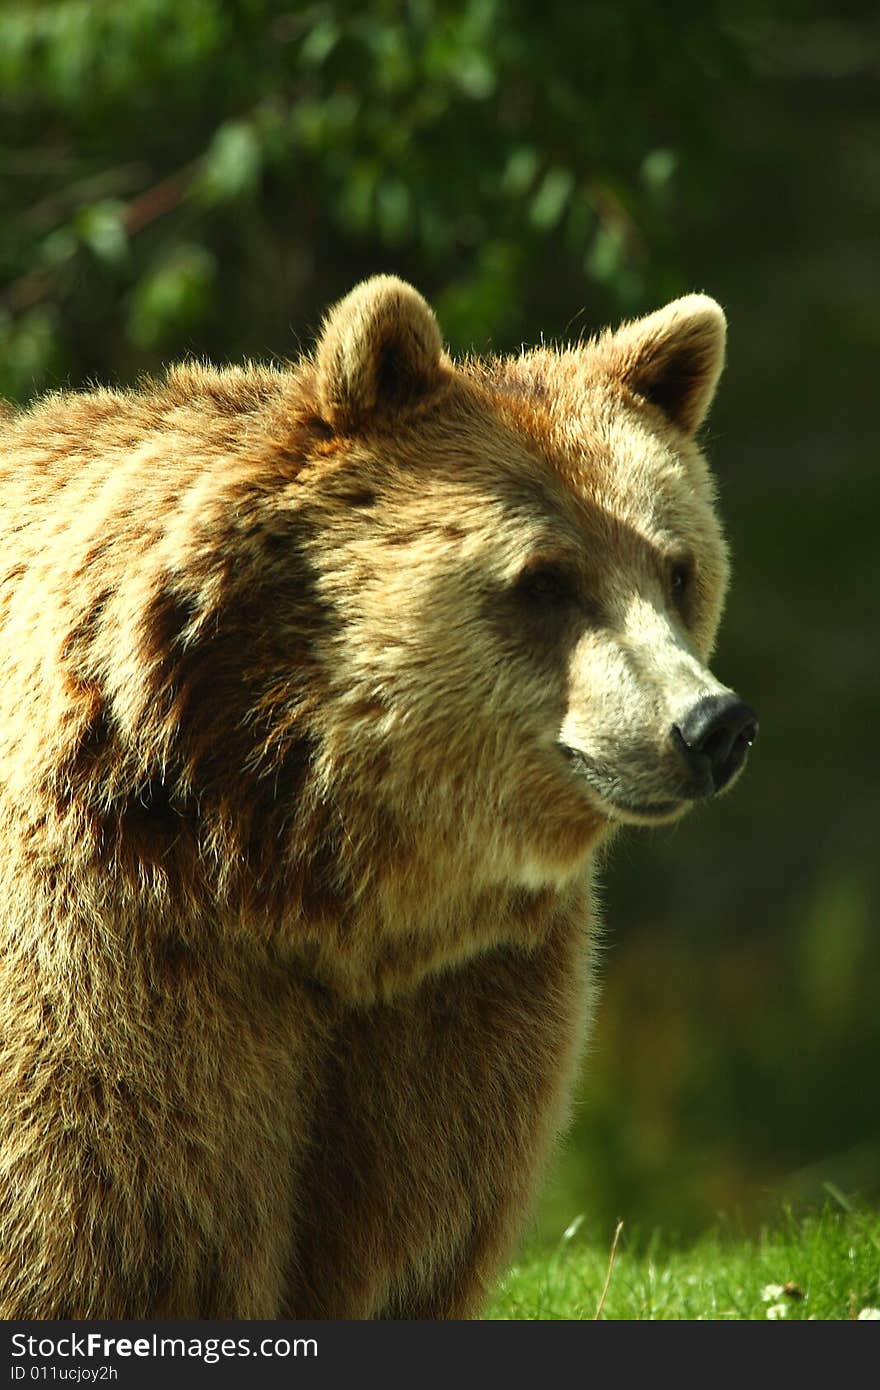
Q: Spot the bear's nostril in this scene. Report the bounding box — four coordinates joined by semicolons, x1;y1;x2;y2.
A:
671;694;758;795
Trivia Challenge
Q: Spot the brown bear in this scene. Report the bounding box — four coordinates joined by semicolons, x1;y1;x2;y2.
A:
0;276;755;1319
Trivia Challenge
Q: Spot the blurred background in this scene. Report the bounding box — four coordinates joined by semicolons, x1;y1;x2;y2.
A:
2;0;878;1247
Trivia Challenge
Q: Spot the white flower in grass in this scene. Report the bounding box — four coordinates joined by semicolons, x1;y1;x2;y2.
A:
766;1303;788;1319
857;1308;880;1320
761;1284;785;1302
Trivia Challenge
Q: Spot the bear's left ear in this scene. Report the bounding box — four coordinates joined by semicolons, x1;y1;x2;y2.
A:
600;294;727;435
314;275;445;432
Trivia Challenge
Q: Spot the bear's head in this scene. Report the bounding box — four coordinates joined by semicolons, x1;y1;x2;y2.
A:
287;276;757;897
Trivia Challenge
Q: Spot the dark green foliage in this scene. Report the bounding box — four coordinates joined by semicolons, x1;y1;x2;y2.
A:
1;0;746;394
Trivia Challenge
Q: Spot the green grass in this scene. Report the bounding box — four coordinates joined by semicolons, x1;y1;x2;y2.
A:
487;1202;880;1320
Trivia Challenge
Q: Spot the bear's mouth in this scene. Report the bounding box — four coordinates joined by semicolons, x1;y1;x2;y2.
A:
558;744;690;825
601;796;686;824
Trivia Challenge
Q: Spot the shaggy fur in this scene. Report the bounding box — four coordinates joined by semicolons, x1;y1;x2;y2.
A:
0;276;742;1318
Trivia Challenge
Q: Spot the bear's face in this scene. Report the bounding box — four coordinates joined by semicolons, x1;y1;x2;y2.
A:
297;279;755;893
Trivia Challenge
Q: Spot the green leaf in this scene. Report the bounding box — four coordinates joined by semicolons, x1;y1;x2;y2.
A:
75;200;129;268
530;168;575;232
585;221;625;284
39;226;78;268
376;177;412;243
337;161;378;234
127;244;217;349
194;120;262;206
641;147;678;192
299;18;339;68
0;305;62;400
502;147;539;198
453;49;496;100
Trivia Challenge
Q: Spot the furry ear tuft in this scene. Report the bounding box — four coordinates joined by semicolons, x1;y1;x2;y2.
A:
603;294;727;435
314;276;444;431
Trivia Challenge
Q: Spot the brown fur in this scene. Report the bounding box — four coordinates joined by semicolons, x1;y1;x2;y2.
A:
0;276;738;1318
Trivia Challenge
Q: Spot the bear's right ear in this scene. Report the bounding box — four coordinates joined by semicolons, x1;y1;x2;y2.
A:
599;294;727;436
314;276;445;432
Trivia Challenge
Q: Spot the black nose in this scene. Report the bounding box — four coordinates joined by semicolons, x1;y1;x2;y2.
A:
671;693;758;796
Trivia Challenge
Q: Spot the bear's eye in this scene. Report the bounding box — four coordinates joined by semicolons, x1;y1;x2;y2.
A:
669;557;694;607
516;563;577;607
